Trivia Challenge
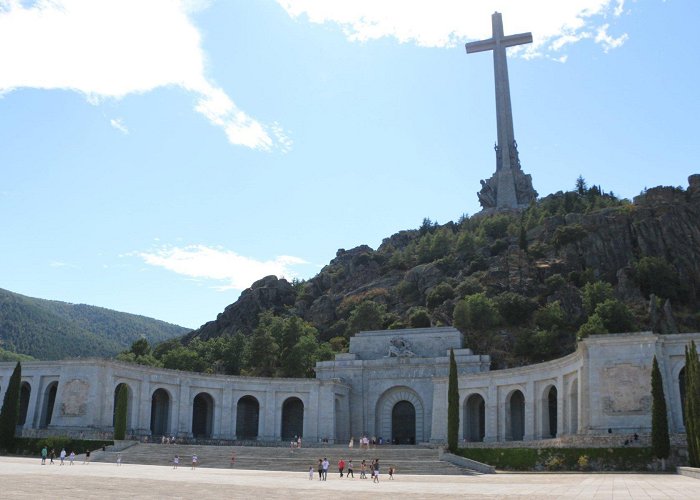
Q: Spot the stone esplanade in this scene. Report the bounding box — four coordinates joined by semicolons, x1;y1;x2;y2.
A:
0;327;698;445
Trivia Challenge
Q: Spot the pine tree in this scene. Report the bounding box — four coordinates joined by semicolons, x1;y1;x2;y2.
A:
447;348;459;452
113;384;128;440
650;356;670;467
0;362;21;451
685;342;700;467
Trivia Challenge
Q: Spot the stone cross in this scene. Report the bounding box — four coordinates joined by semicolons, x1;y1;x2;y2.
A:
466;12;537;210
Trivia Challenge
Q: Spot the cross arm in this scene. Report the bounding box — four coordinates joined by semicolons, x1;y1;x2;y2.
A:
501;32;532;48
465;38;496;54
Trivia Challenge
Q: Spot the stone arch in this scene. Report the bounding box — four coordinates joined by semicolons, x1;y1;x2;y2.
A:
39;381;59;429
150;388;171;437
463;393;485;442
567;378;579;435
236;395;260;439
112;383;133;430
192;392;215;438
506;389;525;441
281;397;304;441
18;382;31;426
375;387;424;444
540;384;557;439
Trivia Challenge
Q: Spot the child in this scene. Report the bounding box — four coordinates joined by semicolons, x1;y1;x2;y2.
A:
117;453;122;466
308;466;314;480
173;455;180;469
388;466;395;479
69;451;75;465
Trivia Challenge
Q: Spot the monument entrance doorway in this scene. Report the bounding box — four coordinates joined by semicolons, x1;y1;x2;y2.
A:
236;395;260;439
192;392;214;438
150;388;170;436
281;397;303;441
391;400;416;444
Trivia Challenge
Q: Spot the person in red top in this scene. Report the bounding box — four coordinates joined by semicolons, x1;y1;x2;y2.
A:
338;458;345;477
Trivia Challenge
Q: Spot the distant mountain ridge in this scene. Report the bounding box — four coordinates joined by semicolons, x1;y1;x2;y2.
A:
0;288;190;360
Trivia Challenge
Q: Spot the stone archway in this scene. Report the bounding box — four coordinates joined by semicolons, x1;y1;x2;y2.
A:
40;382;58;428
236;395;260;439
506;389;525;441
375;387;424;444
192;392;214;438
281;397;304;441
112;383;133;429
150;388;170;436
18;382;31;426
464;393;485;442
540;385;557;438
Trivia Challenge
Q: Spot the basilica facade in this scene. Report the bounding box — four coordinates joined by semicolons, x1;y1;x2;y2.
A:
0;327;697;445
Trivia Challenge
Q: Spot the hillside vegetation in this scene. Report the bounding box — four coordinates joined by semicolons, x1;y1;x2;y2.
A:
119;175;700;374
0;288;190;360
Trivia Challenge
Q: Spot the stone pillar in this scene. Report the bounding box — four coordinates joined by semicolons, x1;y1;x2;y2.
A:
177;382;191;437
262;390;277;442
219;389;234;439
485;385;499;442
524;380;535;441
136;380;151;435
556;374;565;437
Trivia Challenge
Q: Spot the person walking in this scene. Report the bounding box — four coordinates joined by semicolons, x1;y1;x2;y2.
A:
59;448;66;465
373;458;380;483
360;459;366;479
338;458;345;477
69;451;75;465
317;458;323;480
347;459;354;478
388;466;395;479
308;466;314;480
41;446;47;465
49;449;55;465
173;455;180;469
116;453;122;466
191;454;198;470
322;457;329;481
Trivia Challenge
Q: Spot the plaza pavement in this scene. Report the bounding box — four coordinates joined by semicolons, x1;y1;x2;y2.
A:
1;456;699;499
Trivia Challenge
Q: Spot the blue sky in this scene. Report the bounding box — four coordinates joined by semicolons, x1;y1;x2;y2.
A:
1;0;698;329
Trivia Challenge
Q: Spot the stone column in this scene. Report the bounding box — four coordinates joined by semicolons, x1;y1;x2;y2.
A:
262;390;277;442
136;380;151;435
556;374;565;437
219;387;234;439
524;380;535;441
485;385;499;442
177;382;191;437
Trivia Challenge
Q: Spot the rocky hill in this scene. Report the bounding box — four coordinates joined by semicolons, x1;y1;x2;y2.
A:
0;288;190;360
184;175;700;369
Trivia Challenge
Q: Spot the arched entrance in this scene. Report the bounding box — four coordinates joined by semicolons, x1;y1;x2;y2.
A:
464;393;485;442
281;397;304;441
541;385;557;438
391;400;416;444
40;382;58;428
192;392;214;438
507;390;525;441
18;382;31;426
113;383;132;429
150;388;170;436
375;387;425;444
236;395;259;439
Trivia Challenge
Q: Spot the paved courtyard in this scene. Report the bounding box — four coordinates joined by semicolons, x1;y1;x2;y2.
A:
1;456;698;499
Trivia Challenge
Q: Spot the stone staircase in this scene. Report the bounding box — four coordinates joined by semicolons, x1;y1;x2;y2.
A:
93;443;479;475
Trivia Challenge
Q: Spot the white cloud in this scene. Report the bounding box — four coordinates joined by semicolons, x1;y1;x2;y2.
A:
132;244;307;291
0;0;290;151
595;23;629;52
277;0;630;58
110;118;128;134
